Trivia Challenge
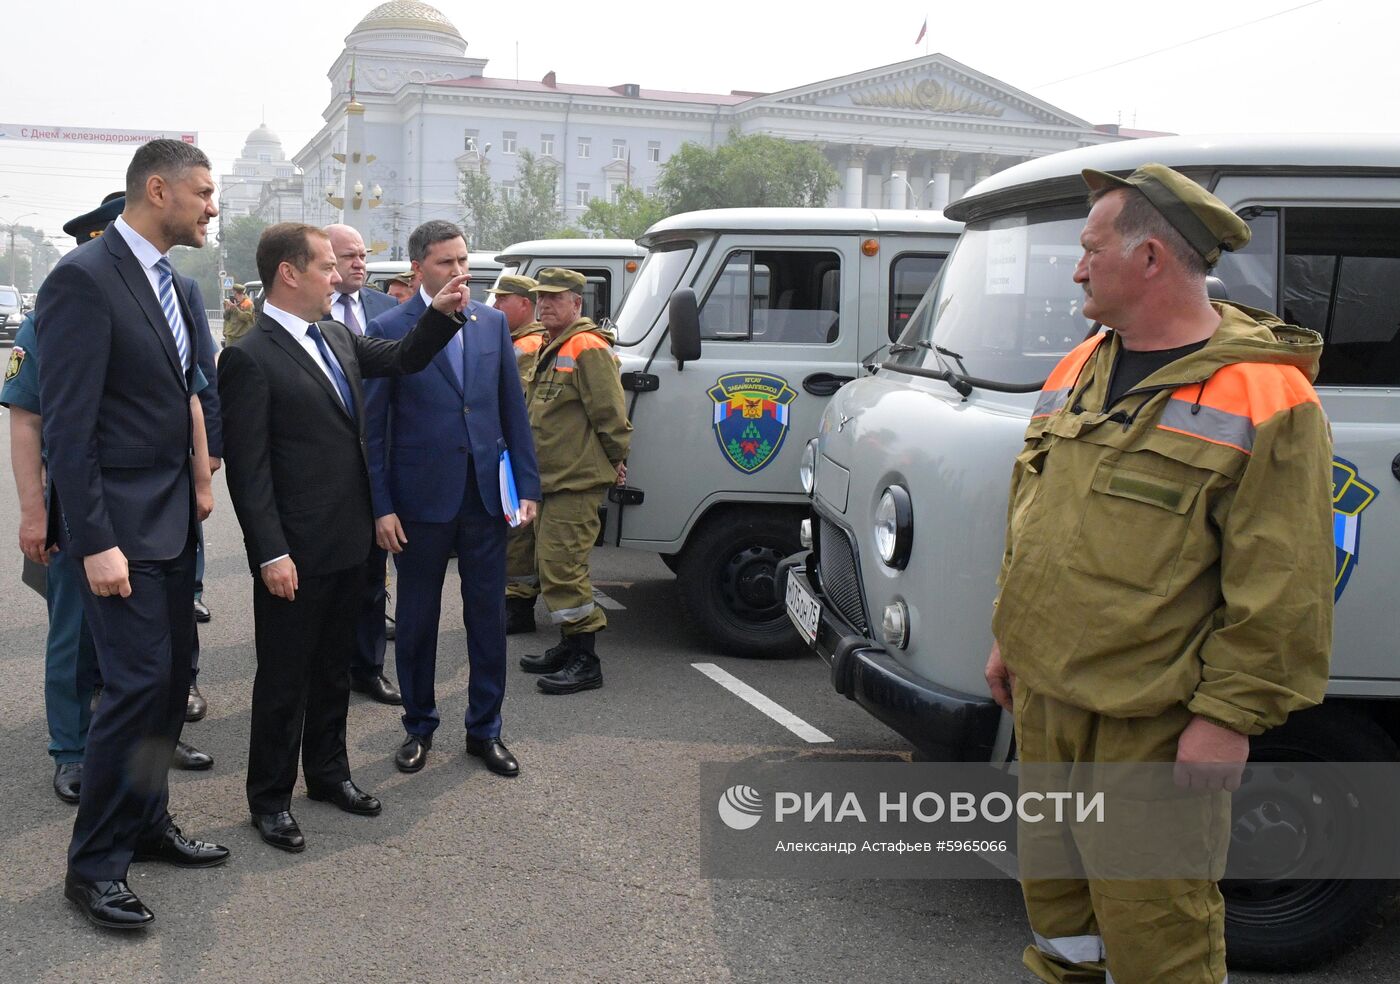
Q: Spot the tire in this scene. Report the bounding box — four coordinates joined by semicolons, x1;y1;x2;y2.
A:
1222;702;1399;971
675;509;805;658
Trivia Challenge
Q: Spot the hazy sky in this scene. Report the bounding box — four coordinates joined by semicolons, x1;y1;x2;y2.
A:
1;0;1392;249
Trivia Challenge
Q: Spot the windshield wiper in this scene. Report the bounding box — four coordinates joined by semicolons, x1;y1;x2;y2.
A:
860;341;912;374
910;340;974;397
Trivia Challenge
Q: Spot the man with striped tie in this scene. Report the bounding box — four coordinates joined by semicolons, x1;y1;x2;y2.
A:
37;139;230;931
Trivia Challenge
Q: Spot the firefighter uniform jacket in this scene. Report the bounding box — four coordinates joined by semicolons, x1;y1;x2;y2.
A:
993;302;1334;736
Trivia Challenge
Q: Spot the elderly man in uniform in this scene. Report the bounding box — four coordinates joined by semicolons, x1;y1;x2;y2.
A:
385;272;416;304
518;269;632;693
488;273;548;635
985;164;1334;982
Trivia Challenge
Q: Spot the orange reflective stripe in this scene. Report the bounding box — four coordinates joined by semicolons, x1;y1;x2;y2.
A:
1033;334;1105;419
558;331;610;359
1158;363;1320;454
513;334;544;354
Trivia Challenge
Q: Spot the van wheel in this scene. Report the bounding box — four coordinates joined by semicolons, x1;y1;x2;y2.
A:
1223;703;1399;970
677;512;804;657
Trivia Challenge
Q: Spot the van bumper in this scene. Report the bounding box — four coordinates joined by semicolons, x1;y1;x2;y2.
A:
781;552;1001;761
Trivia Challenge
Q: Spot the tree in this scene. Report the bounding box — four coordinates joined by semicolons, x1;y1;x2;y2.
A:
658;130;839;213
169;244;221;311
460;150;567;250
579;186;669;240
218;214;268;284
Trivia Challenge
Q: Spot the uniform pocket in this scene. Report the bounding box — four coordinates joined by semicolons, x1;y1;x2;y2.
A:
1067;462;1200;596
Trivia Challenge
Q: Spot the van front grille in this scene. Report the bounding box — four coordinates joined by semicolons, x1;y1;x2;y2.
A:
818;519;869;635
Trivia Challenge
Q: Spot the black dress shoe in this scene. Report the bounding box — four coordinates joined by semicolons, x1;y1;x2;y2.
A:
53;761;82;804
185;682;208;722
171;740;214;771
193;597;211;623
465;736;519;777
306;779;382;816
65;872;154;930
350;672;402;705
394;733;431;773
133;821;230;868
251;811;305;852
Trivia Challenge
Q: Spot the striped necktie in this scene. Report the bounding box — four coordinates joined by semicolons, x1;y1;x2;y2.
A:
153;257;191;371
307;323;356;419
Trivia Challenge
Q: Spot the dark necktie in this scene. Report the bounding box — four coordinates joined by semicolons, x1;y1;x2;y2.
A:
340;295;362;335
307;323;356;419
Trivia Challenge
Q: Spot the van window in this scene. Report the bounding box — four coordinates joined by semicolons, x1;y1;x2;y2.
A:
1211;209;1279;312
889;253;946;341
699;249;841;344
569;267;613;323
1283;208;1400;386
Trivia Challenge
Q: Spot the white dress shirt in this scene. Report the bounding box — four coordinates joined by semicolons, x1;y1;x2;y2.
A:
113;214;190;370
261;300;350;406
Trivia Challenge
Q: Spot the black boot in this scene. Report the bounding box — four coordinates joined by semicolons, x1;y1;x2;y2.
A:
537;632;602;694
519;632;571;674
505;597;536;635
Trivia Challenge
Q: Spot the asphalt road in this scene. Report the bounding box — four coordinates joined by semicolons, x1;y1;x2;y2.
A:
0;409;1395;983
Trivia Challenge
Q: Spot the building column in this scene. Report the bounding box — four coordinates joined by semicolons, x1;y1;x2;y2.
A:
844;146;869;209
930;150;957;211
974;153;1001;186
887;149;913;209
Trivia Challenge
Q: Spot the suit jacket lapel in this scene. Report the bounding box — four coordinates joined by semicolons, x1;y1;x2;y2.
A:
462;301;500;397
103;228;184;382
321;320;364;425
262;316;355;424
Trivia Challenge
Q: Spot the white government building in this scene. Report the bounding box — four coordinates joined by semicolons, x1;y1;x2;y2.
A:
276;1;1150;253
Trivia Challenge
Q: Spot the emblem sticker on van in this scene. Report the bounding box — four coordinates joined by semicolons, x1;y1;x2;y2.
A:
708;372;797;474
1332;457;1377;602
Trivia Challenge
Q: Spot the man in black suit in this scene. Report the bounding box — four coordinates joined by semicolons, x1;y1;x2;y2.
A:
37;139;230;931
218;223;467;853
324;223;402;706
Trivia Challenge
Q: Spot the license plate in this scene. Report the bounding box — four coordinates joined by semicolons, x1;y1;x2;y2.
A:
785;567;821;645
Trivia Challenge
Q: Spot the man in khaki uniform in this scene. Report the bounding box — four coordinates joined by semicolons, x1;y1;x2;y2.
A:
985;165;1334;983
489;274;549;635
221;284;256;344
518;268;631;693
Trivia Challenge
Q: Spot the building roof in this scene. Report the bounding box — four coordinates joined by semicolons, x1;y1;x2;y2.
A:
351;1;461;39
435;75;754;106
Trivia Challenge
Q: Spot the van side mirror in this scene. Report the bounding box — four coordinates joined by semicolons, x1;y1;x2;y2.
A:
668;288;702;370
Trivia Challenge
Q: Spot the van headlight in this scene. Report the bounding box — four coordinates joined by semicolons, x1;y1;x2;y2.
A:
873;485;913;569
799;439;818;496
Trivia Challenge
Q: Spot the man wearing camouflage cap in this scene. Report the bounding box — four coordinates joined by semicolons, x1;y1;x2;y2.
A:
221;284;256;344
488;273;549;634
985;164;1334;982
518;268;632;693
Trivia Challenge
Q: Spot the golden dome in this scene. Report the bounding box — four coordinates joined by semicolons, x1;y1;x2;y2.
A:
350;2;462;39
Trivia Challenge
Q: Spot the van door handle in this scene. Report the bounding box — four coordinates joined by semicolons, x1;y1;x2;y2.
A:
803;372;854;396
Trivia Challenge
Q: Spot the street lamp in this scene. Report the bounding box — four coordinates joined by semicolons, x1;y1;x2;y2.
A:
882;176;936;210
1;212;40;286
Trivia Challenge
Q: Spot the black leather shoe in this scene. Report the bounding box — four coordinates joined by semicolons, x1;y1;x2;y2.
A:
251;811;305;852
53;761;82;804
505;597;536;635
171;740;213;771
193;598;211;623
350;672;402;705
306;779;381;816
185;682;207;722
133;821;230;868
520;636;571;674
466;736;519;777
64;871;153;930
394;733;431;773
537;633;603;695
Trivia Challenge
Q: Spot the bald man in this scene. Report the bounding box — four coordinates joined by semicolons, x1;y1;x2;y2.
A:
325;224;401;705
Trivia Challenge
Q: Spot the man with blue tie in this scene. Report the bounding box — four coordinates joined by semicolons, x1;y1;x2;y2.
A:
365;221;540;777
325;223;402;707
37;140;230;930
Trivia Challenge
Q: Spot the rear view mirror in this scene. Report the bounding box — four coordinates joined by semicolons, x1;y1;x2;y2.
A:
668;288;701;370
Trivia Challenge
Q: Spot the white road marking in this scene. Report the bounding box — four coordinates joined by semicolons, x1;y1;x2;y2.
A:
592;588;625;611
691;663;834;743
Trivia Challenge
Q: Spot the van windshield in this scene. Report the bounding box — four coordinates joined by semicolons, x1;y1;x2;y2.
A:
612;244;694;346
891;203;1092;388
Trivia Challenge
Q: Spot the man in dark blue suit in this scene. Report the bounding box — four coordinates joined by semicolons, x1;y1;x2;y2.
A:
36;140;230;931
325;223;402;706
366;221;540;777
